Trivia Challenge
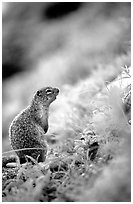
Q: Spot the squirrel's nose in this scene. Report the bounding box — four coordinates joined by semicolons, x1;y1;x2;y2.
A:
54;88;59;94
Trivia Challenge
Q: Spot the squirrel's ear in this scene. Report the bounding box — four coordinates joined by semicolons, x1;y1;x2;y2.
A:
36;90;42;97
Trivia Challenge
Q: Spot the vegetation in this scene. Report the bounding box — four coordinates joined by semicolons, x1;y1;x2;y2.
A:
2;65;131;202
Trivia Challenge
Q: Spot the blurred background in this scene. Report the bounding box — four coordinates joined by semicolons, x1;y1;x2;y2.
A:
2;2;131;152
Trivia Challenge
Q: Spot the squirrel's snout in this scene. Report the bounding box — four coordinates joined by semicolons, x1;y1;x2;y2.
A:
54;88;59;95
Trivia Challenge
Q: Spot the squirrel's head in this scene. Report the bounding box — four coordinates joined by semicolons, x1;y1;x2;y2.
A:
33;87;59;106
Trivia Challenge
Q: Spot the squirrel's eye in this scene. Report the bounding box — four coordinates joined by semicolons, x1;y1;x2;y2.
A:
46;89;52;95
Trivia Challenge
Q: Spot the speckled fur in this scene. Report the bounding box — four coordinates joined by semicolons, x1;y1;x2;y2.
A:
9;87;59;164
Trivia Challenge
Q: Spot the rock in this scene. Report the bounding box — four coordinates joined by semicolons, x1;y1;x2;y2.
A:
6;163;18;168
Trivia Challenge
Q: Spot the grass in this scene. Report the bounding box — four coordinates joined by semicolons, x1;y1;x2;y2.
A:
2;65;131;202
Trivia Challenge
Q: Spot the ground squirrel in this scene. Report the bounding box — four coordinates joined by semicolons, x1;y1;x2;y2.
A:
9;87;59;164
